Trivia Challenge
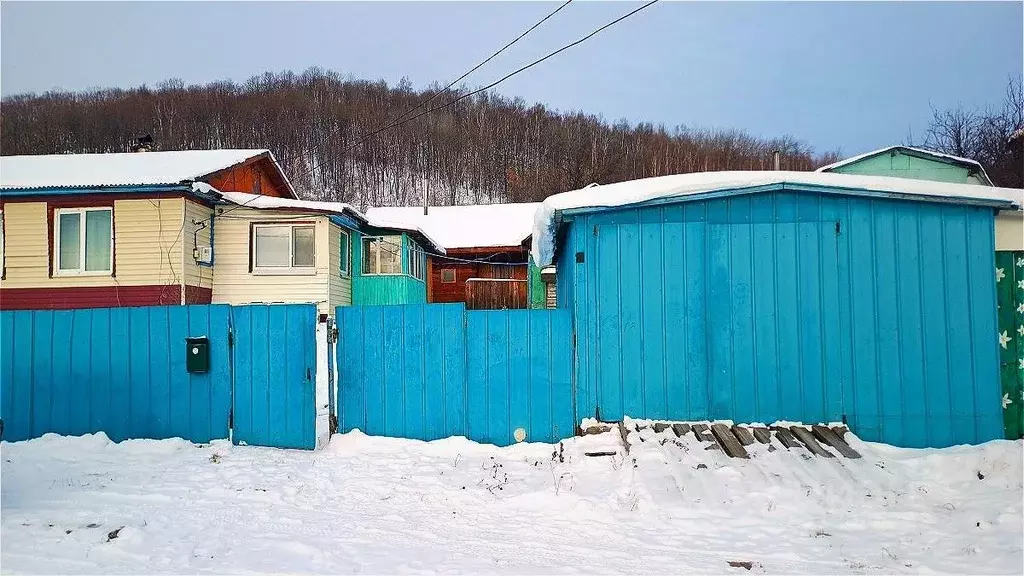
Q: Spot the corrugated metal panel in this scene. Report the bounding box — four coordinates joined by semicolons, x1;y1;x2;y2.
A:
0;305;232;443
336;304;574;446
566;190;1002;447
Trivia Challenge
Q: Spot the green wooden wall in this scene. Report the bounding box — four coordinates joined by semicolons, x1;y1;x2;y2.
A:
527;255;546;309
829;150;988;185
351;230;427;306
996;251;1023;440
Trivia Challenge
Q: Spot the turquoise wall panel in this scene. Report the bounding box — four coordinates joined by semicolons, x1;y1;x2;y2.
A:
336;304;574;446
830;150;988;185
0;305;232;443
563;189;1002;448
351;230;428;305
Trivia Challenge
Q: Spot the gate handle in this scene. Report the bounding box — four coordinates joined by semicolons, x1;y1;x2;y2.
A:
306;368;312;381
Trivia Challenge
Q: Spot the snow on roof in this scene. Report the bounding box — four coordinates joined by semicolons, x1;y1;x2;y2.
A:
816;145;993;185
215;190;364;220
0;149;279;191
365;203;541;250
531;170;1023;266
213;188;445;253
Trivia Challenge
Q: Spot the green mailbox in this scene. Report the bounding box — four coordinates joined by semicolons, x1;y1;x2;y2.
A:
185;337;209;374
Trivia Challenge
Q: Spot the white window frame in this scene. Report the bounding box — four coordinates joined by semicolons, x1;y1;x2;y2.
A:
251;223;317;276
53;207;113;276
361;235;404;276
339;229;351;277
407;241;426;282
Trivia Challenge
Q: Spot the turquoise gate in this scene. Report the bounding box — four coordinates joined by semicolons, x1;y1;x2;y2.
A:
1;303;320;449
335;304;575;446
230;304;319;450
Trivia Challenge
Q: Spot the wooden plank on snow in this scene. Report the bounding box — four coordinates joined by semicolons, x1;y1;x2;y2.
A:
710;423;750;459
789;426;835;458
731;425;755;446
671;423;690;437
751;427;772;444
691;423;715;443
811;425;861;459
617;421;631;455
770;426;800;449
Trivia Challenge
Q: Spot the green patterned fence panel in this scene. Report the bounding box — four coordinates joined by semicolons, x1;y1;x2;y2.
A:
996;251;1024;440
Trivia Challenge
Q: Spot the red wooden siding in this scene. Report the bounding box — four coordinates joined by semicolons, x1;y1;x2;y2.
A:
428;247;529;309
206;157;291;198
0;285;210;310
465;279;529;310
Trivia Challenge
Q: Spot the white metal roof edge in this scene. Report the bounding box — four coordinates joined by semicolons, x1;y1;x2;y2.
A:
816;145;993;185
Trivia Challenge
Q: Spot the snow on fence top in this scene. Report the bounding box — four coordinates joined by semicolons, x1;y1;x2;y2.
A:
0;149;275;190
530;170;1024;266
366;203;541;250
212;188;445;253
815;145;993;184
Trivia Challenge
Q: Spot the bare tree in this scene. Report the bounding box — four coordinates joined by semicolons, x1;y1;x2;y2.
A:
921;77;1023;188
1;68;840;204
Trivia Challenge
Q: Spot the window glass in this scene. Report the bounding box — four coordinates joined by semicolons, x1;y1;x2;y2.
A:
441;268;456;283
362;237;377;274
84;209;112;272
292;226;315;267
255;226;290;267
379;236;402;274
340;231;350;275
58;212;81;271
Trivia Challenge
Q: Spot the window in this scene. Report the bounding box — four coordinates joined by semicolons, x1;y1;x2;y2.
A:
406;240;426;281
54;207;112;274
440;268;456;283
339;230;350;276
253;224;315;273
0;210;4;276
362;235;402;274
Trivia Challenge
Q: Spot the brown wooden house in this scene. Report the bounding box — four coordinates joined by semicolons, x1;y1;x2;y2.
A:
365;203;539;309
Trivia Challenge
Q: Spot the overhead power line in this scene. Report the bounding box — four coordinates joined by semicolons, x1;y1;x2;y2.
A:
287;0;660;185
390;0;574;125
276;0;573;167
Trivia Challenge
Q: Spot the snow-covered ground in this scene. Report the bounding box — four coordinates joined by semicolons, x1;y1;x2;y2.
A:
2;426;1021;574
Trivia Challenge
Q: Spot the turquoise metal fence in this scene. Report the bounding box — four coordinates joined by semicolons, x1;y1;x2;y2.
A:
336;303;575;446
0;305;232;443
231;304;318;450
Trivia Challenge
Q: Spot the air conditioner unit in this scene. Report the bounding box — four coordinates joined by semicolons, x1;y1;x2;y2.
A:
193;246;213;264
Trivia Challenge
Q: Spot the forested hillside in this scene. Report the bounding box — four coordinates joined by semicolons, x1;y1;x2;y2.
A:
3;68;841;207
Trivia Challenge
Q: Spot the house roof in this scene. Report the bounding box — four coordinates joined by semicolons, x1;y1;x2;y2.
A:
365;203;541;251
0;149;297;198
530;170;1024;266
815;145;993;185
210;187;445;254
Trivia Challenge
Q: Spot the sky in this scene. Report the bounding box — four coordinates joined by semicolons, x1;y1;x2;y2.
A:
1;1;1021;156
